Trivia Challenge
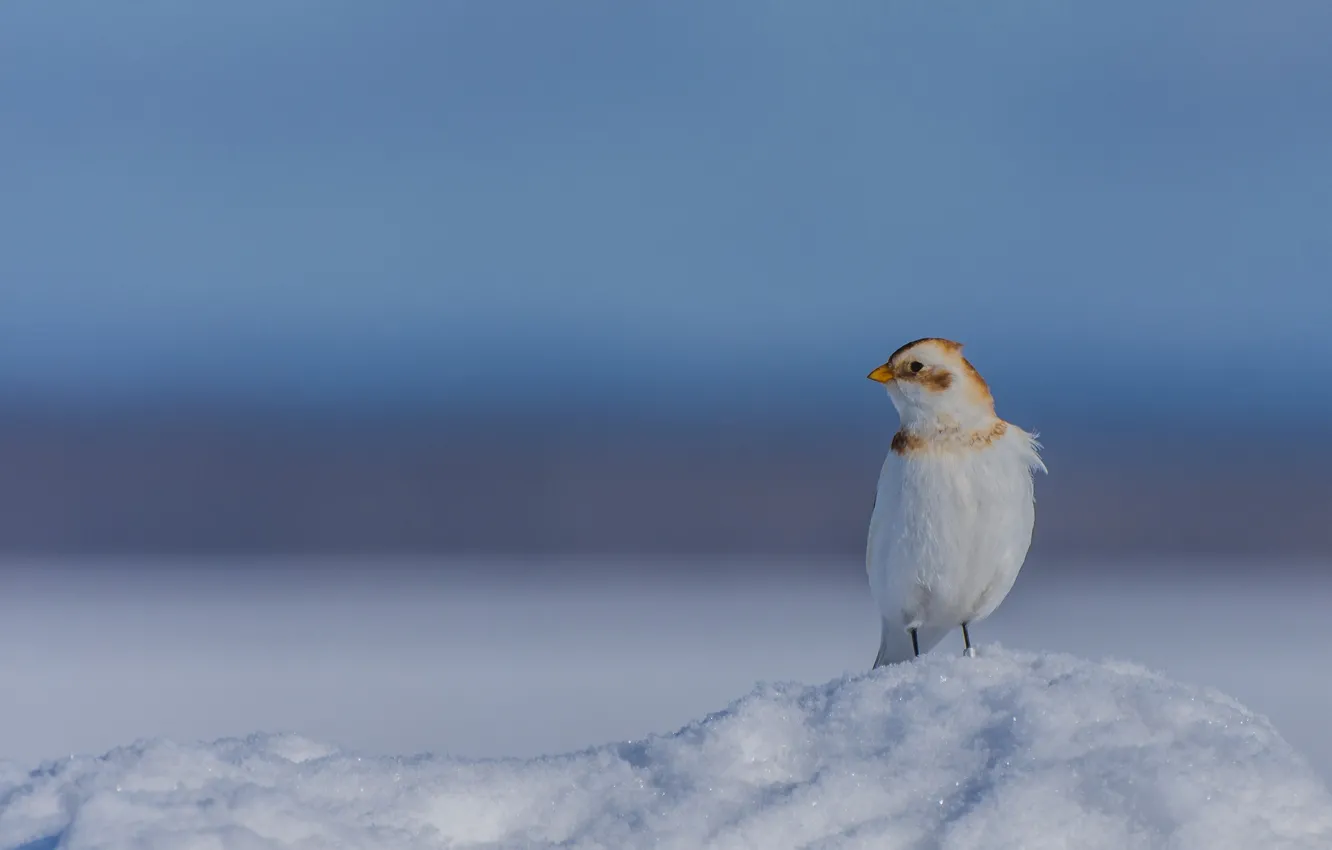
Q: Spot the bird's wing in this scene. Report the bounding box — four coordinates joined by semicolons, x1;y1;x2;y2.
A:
866;451;926;629
865;451;901;578
967;427;1044;621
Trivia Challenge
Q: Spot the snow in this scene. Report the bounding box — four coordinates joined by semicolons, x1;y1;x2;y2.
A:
2;649;1329;850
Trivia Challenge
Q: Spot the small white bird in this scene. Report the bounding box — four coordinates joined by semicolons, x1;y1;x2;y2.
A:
866;338;1046;667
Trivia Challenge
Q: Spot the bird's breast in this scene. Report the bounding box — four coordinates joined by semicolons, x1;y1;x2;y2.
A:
869;444;1034;583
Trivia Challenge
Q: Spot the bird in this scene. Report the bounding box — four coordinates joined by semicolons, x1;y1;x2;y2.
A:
865;338;1046;667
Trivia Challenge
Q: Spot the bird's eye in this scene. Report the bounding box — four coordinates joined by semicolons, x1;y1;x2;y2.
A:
908;361;924;373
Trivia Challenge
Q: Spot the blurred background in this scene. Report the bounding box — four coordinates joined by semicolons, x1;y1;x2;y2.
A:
2;1;1330;779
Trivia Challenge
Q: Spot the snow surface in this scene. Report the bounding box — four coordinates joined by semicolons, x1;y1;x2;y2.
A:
2;649;1329;850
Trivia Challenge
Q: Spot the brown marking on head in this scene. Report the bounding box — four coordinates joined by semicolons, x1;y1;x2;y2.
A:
887;337;963;363
957;357;993;409
916;367;953;392
879;337;994;410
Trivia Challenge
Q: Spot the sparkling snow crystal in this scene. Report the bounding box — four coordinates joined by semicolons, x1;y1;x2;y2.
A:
2;650;1329;849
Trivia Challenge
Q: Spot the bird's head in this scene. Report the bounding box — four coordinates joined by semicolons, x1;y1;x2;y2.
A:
868;338;995;429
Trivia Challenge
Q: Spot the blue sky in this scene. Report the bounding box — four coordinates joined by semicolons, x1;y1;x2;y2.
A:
3;2;1330;422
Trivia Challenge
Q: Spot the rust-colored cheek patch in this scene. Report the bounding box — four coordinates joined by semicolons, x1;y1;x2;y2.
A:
918;367;953;392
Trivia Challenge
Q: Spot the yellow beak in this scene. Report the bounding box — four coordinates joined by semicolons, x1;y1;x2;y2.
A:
867;363;895;384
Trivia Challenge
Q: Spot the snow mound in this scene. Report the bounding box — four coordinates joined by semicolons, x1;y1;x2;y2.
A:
2;650;1329;850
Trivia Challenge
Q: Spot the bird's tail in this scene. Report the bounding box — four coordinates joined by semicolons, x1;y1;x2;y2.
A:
872;620;950;668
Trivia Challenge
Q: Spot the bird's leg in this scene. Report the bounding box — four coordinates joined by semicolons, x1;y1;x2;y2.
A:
910;627;920;658
962;622;975;658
